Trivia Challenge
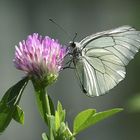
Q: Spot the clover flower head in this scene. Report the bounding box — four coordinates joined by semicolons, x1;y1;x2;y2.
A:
14;33;67;84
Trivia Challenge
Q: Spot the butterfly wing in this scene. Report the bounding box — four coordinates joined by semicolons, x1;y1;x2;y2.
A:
75;25;140;97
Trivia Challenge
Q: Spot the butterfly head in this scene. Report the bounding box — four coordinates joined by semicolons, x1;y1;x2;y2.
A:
69;41;76;48
69;32;78;48
69;41;81;48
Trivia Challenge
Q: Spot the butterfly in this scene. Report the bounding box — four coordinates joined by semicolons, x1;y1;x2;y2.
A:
66;25;140;97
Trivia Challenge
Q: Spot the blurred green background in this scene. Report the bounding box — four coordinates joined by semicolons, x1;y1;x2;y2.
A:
0;0;140;139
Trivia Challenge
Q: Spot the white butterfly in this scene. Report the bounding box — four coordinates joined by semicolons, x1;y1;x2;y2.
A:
67;25;140;97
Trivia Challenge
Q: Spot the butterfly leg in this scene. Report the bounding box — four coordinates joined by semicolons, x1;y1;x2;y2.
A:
62;66;75;70
61;59;75;70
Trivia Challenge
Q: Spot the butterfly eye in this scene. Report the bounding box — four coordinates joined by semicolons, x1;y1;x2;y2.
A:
69;41;76;48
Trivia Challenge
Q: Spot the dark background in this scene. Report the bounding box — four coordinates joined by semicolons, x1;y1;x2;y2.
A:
0;0;140;140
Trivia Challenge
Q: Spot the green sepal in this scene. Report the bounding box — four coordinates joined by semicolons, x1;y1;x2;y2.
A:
73;108;123;135
12;105;24;124
0;77;29;133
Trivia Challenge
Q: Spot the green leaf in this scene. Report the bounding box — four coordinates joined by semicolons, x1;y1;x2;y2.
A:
0;77;28;133
0;104;11;133
55;101;65;131
12;105;24;124
59;122;72;138
42;133;49;140
1;77;29;106
55;122;73;140
55;111;60;131
73;108;123;135
73;109;96;135
57;101;65;123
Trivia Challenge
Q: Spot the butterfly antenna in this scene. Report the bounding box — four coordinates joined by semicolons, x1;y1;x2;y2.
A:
49;18;71;39
72;32;77;42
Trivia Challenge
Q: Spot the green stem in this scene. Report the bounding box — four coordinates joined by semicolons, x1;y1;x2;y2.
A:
43;90;54;140
44;92;51;116
32;80;54;140
38;87;50;124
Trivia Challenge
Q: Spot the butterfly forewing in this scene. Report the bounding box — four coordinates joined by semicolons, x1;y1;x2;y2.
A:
74;25;140;97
